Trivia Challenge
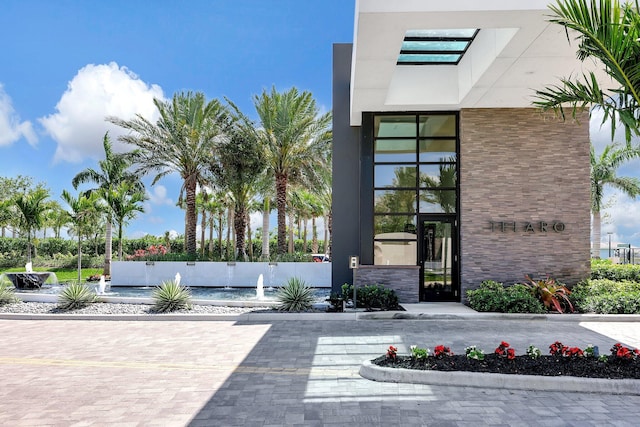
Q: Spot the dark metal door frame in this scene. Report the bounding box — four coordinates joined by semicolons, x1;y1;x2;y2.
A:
418;214;459;301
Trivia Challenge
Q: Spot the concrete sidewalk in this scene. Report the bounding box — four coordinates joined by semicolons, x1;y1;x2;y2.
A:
1;314;640;426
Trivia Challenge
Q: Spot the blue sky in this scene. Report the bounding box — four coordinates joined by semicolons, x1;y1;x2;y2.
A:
0;0;354;240
1;0;639;248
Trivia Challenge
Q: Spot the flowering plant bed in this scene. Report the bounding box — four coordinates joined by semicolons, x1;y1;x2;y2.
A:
373;342;640;379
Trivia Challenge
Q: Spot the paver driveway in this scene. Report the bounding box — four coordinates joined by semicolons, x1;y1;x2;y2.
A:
1;317;640;426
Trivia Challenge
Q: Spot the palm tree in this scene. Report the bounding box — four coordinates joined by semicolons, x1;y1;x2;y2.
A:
591;142;640;256
14;187;50;264
72;133;143;276
105;182;147;260
209;128;265;260
109;91;229;256
534;0;640;142
61;190;101;282
229;87;332;254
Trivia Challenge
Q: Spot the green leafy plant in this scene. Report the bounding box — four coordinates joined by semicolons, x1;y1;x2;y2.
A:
57;282;97;310
523;275;573;313
466;280;546;313
275;277;314;312
585;345;599;358
572;279;640;314
410;345;429;360
340;283;399;311
152;280;192;313
526;345;542;359
0;276;18;304
326;292;344;312
465;345;485;361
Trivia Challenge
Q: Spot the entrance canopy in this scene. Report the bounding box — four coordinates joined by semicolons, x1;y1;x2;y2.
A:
350;0;610;125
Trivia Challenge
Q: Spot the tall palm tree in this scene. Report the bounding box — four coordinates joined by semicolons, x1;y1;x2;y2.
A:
534;0;640;142
109;91;229;256
14;187;50;264
229;87;332;254
61;190;101;282
72;133;143;276
209;128;265;260
105;182;147;260
591;142;640;256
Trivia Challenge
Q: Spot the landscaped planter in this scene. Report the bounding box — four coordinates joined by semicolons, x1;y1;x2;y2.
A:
111;261;331;288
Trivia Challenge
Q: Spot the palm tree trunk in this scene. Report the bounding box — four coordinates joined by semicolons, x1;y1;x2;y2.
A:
218;213;223;259
276;173;288;254
312;217;318;253
261;199;270;261
208;215;214;258
118;223;124;261
323;216;328;254
226;208;233;260
77;236;82;283
288;210;294;254
303;218;308;253
103;216;112;276
200;209;206;257
592;211;602;258
234;204;247;261
185;179;198;255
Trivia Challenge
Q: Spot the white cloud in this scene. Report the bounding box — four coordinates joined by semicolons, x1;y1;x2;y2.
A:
146;185;174;207
39;62;164;163
0;84;37;146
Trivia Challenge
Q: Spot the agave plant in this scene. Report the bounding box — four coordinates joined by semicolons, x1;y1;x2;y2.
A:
523;275;574;313
152;280;192;313
275;277;315;312
0;276;18;305
57;282;97;310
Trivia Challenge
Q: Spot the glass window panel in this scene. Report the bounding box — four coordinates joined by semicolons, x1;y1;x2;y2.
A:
374;215;417;236
374;139;416;162
406;29;477;38
374;239;417;266
419;139;456;162
374;165;416;188
419;164;457;188
402;41;469;51
419;190;457;214
418;115;456;137
374;190;416;214
397;53;460;63
374;116;416;138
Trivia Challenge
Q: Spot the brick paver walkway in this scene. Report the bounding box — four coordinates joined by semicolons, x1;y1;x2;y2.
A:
1;317;640;426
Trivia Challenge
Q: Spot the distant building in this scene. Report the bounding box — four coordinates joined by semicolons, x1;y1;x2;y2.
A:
332;0;607;302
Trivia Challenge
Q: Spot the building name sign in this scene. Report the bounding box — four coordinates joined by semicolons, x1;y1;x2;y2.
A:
490;221;565;233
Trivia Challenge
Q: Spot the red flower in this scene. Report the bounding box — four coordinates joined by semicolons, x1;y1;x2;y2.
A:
495;341;515;359
434;345;453;358
386;345;398;359
506;348;516;360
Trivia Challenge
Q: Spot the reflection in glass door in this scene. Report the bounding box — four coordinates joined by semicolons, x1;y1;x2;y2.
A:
420;215;458;301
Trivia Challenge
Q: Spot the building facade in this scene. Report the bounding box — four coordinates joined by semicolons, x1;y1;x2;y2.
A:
332;0;604;302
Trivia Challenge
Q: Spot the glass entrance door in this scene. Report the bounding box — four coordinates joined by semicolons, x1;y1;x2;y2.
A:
419;215;458;301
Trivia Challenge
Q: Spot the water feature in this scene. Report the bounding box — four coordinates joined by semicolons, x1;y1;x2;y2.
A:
97;275;107;295
1;263;59;290
14;283;330;302
256;274;265;300
175;272;181;285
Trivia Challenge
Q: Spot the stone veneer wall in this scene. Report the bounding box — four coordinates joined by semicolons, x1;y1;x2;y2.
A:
354;265;420;303
459;108;591;297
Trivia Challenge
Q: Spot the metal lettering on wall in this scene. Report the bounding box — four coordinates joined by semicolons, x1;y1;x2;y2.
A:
489;221;565;233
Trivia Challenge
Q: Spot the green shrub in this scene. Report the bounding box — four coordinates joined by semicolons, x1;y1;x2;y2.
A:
572;279;640;314
522;275;573;313
57;282;97;310
341;283;400;311
275;277;315;312
152;280;192;313
0;276;18;305
466;280;546;313
591;259;640;282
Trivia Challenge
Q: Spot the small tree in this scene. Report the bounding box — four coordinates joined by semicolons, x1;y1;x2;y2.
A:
14;187;51;264
61;190;102;282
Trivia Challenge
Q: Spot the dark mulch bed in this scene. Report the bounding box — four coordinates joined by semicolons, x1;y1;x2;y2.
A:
372;354;640;379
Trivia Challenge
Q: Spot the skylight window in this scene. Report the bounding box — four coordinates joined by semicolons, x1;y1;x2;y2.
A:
398;29;479;65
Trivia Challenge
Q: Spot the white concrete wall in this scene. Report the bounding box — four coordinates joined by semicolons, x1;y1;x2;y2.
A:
111;261;331;288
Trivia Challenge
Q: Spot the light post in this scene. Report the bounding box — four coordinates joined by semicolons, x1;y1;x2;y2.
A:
608;232;613;258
